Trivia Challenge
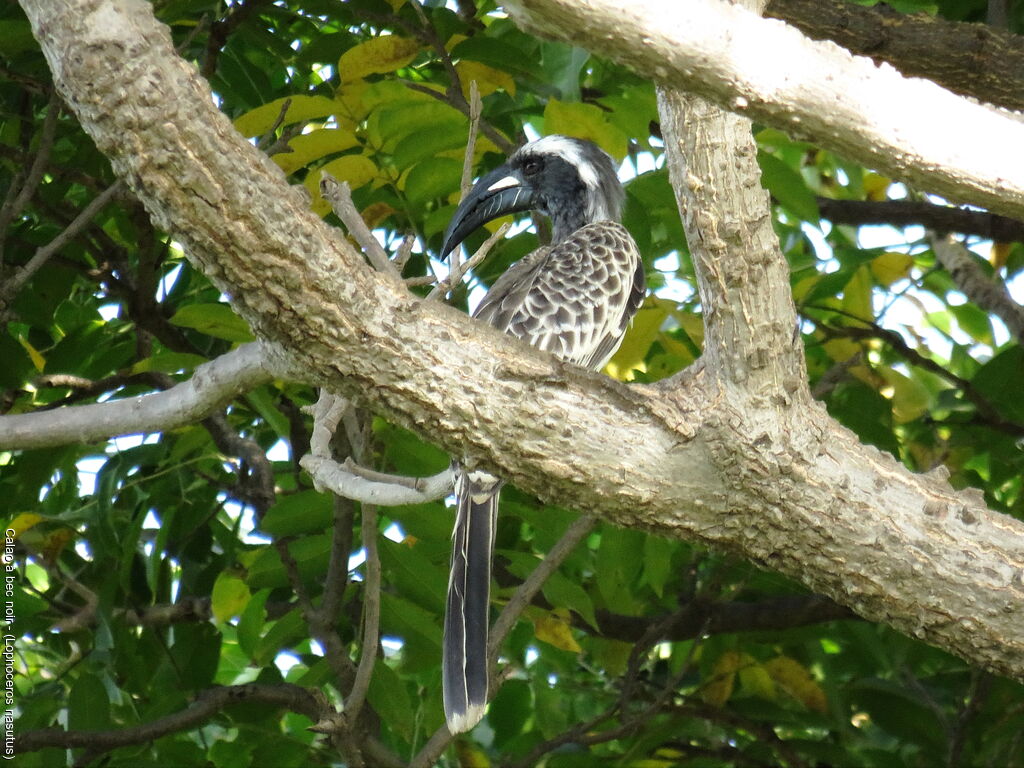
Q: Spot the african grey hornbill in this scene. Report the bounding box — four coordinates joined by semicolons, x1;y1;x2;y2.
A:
438;135;646;733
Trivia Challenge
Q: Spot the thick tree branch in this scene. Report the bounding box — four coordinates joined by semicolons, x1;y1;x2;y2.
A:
19;0;1024;688
582;595;854;643
817;197;1024;243
0;342;276;449
502;0;1024;222
930;234;1024;344
767;0;1024;113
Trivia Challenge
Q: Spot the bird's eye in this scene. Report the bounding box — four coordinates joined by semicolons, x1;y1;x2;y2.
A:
522;159;541;175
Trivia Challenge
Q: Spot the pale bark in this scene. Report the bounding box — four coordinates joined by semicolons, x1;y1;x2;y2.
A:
14;0;1024;684
0;342;274;449
503;0;1024;221
931;234;1024;344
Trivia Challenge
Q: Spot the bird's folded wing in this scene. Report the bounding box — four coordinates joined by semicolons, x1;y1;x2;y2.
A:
472;221;645;369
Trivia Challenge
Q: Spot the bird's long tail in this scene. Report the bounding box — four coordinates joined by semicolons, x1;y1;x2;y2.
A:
443;469;500;734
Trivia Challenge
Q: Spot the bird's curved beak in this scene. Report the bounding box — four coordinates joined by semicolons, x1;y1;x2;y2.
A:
440;165;535;260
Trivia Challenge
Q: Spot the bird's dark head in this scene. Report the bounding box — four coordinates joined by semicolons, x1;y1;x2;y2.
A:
440;135;623;259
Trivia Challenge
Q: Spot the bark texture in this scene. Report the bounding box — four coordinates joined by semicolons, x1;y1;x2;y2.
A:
502;0;1024;221
16;0;1024;683
768;0;1024;113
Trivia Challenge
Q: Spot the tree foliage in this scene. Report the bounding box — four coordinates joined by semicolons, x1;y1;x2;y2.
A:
2;0;1023;766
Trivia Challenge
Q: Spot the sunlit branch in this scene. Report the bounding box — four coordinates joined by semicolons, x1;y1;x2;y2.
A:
0;342;275;450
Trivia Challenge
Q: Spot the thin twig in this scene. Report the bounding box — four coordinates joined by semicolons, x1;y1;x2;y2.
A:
409;515;597;767
489;514;597;664
256;97;292;150
306;390;351;457
0;180;123;316
405;82;515;155
300;455;453;505
461;80;482;201
449;79;483;282
343;503;381;721
0;90;61;265
319;173;400;278
427;221;511;301
321;496;356;636
805;310;1024;437
392;233;417;272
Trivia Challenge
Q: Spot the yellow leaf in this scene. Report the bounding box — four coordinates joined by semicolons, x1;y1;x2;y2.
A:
8;513;43;538
455;60;516;99
604;298;671;380
841;266;873;323
272;129;360;175
738;660;776;701
792;274;821;303
360;202;397;230
446;33;468;51
338;36;420;82
878;367;931;423
870;251;914;287
17;335;45;372
454;741;489;767
702;650;743;708
863;172;891;202
305;155;379;216
822;336;861;364
384;0;406;9
656;332;695;368
333;81;371;125
763;656;828;713
533;612;582;653
233;95;339;138
671;310;705;349
990;241;1012;270
543;99;628;161
40;528;73;563
211;571;251;623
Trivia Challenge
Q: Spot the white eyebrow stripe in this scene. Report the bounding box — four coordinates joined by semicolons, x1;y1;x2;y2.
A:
519;135;602;189
487;175;521;192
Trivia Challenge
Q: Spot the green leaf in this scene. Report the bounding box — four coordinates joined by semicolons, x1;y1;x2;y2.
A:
541;570;597;630
379;538;446;613
972;346;1024;422
367;662;415;740
757;152;820;223
237;588;271;658
338;36;421;82
259;490;333;537
169;303;254;342
951;303;994;347
404;157;461;205
543;99;628;161
212;570;251;623
253;608;307;666
244;385;291;440
245;535;332;589
877;368;931;424
68;672;111;731
642;534;675;598
594;526;645;614
379;592;443;649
